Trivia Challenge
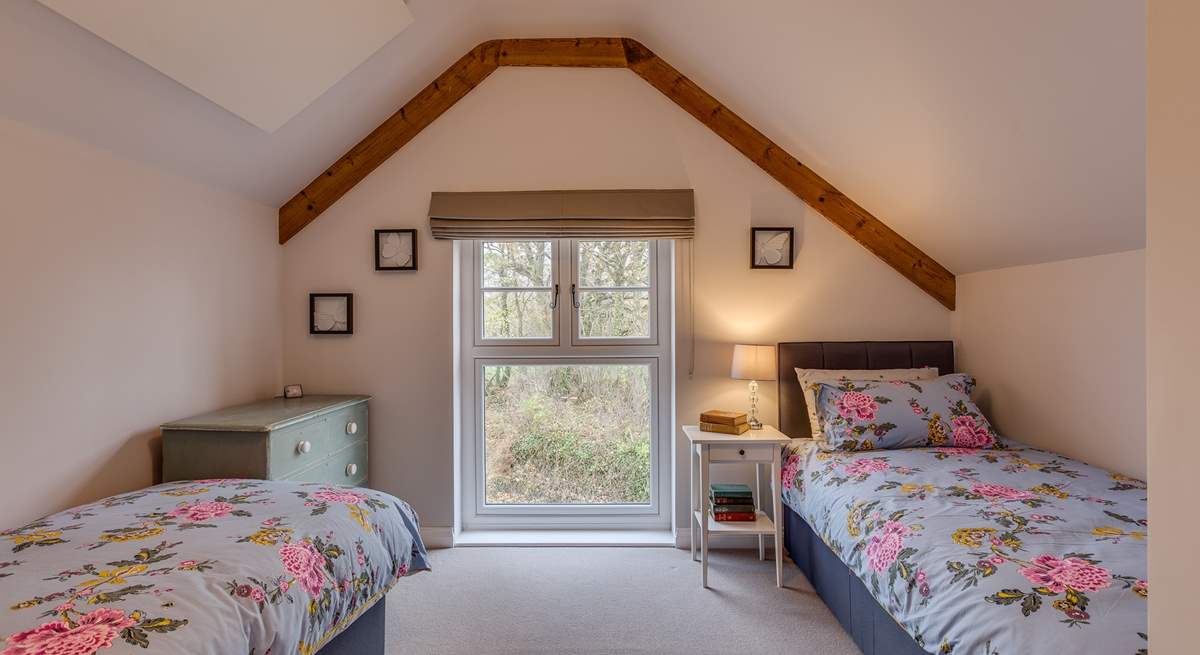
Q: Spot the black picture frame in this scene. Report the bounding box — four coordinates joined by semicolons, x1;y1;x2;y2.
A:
310;293;354;335
374;229;418;271
750;227;795;269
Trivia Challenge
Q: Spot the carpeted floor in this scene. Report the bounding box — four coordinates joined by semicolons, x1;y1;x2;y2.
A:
386;547;860;654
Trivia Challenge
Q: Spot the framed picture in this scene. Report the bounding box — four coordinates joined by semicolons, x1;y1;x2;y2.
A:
750;227;795;269
310;293;353;335
283;384;304;399
375;229;417;271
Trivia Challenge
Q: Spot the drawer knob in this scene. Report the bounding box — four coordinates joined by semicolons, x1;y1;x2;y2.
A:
297;440;312;454
346;421;358;435
738;449;745;456
346;463;358;477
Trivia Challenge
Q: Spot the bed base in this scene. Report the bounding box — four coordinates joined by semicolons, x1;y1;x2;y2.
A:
318;596;385;655
785;506;927;655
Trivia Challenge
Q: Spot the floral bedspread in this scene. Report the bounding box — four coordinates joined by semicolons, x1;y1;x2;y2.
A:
0;479;429;655
781;439;1147;654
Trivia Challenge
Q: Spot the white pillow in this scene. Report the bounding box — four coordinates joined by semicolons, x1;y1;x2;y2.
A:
794;367;939;443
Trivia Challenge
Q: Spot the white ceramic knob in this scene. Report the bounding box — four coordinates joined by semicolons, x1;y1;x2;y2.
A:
346;463;358;477
297;440;312;454
346;421;358;435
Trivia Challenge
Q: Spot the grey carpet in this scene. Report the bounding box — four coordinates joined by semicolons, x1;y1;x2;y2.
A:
386;547;861;654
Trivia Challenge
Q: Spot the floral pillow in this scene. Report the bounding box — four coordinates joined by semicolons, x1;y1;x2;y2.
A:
814;373;1000;451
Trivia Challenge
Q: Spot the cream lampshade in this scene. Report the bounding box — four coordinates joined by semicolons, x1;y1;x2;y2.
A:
731;344;776;429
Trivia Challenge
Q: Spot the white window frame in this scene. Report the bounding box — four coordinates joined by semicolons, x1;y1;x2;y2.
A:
459;239;674;530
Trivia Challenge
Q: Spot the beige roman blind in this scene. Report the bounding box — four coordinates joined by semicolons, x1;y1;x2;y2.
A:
428;189;694;240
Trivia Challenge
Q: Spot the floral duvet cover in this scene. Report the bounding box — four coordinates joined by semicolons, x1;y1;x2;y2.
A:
0;479;429;655
782;439;1147;654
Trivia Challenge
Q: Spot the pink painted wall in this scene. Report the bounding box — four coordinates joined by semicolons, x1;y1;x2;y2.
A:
952;250;1147;479
1148;0;1198;648
0;116;283;529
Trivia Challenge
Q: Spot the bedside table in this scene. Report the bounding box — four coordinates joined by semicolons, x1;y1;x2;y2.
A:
684;424;791;588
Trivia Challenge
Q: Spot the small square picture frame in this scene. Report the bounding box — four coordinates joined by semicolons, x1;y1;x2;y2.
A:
310;293;354;335
283;384;304;399
750;227;795;269
375;229;417;271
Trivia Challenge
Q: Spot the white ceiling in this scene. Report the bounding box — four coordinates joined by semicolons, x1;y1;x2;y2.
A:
35;0;413;132
0;0;1144;273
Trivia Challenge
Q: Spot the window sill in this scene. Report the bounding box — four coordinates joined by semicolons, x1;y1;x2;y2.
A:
453;529;675;547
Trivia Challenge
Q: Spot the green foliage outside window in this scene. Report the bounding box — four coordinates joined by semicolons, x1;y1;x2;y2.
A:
483;364;652;505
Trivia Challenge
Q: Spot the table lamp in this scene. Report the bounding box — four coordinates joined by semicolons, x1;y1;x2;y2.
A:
731;344;777;430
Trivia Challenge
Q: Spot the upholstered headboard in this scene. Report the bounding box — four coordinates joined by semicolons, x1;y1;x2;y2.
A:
777;341;955;438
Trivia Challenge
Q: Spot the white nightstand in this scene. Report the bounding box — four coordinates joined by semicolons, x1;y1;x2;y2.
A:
684;424;791;588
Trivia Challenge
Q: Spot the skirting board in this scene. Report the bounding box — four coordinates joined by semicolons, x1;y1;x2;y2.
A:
421;526;455;549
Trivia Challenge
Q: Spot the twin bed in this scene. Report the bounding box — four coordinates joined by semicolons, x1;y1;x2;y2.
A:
0;479;427;655
777;341;1148;654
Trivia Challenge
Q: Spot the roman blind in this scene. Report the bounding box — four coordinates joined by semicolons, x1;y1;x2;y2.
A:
428;189;694;240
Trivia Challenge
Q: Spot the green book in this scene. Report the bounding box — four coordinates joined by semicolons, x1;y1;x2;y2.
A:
710;490;753;497
711;504;756;513
709;495;753;502
709;483;753;496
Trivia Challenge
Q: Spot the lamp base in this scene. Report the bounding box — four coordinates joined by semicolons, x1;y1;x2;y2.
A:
746;379;763;430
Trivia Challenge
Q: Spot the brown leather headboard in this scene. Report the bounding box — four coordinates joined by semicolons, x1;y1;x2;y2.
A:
777;341;955;438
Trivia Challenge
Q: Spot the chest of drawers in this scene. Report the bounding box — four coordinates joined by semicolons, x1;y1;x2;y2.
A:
161;395;370;486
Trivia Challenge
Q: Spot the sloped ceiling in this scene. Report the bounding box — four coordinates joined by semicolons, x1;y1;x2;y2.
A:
35;0;413;132
0;0;1144;273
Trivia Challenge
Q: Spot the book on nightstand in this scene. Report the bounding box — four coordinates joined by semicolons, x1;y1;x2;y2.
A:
708;483;756;521
699;421;751;435
699;410;748;426
712;511;757;521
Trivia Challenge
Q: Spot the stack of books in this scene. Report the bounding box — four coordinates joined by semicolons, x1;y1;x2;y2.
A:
709;483;757;521
699;410;749;435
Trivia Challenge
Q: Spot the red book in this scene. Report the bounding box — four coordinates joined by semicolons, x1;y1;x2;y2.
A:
713;512;757;521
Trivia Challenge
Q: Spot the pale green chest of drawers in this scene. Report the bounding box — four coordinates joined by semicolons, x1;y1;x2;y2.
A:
161;395;370;486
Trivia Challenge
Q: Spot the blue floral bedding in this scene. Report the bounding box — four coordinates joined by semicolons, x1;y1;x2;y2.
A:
0;479;429;655
781;439;1147;654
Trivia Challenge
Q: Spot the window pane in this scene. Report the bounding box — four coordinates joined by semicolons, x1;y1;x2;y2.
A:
483;364;652;505
482;241;552;288
482;291;553;339
578;241;650;288
578;291;650;338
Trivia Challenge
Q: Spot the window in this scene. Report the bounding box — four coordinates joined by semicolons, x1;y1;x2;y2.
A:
460;239;672;529
479;240;556;343
481;361;652;505
574;240;655;343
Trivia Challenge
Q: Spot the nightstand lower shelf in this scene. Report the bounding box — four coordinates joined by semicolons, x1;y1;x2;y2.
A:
693;510;776;535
